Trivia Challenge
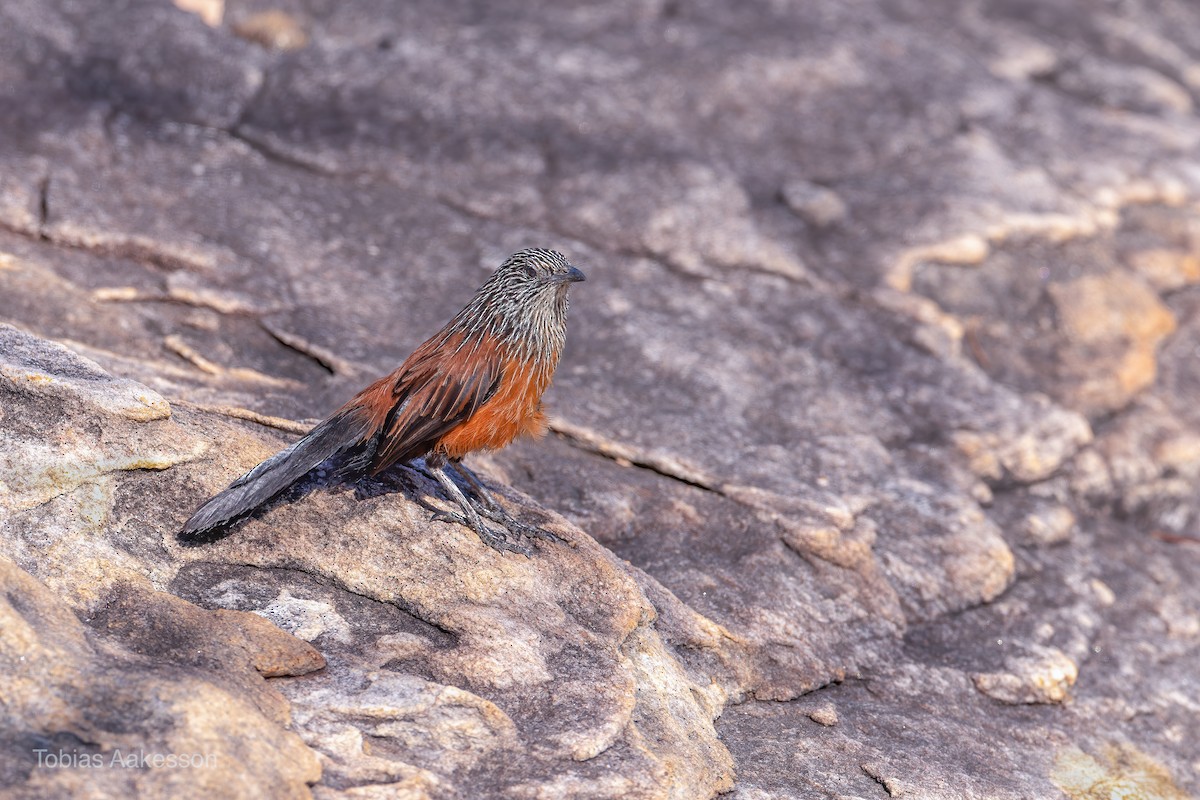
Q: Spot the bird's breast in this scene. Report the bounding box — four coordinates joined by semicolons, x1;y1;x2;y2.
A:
436;351;557;458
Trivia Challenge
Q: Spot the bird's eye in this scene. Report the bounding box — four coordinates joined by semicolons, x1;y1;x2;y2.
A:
523;264;537;278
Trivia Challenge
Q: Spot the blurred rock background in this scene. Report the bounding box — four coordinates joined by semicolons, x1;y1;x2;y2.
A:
1;0;1198;797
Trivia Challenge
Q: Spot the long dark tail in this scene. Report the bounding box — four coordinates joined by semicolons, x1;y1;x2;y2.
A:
178;410;376;545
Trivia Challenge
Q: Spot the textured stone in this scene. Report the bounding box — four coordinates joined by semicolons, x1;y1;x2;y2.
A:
0;556;321;798
231;9;308;51
971;645;1079;705
0;323;171;423
780;179;848;229
2;0;1200;797
173;0;223;27
1020;503;1077;547
1048;273;1177;415
0;327;735;798
1052;744;1193;800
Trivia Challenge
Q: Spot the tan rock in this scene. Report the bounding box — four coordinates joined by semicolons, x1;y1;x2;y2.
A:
1048;273;1177;415
1128;248;1200;291
1021;504;1076;546
0;556;320;798
173;0;222;27
807;703;838;726
232;10;308;51
971;646;1078;705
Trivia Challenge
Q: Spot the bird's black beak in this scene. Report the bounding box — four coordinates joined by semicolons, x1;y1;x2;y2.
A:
551;265;586;284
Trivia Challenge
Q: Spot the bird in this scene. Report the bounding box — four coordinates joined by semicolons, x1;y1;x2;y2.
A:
178;248;585;554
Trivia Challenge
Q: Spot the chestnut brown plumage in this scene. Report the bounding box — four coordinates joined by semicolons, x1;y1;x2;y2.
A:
178;248;585;553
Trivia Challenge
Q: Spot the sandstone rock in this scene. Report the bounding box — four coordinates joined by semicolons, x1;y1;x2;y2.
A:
2;0;1200;797
1048;273;1177;416
971;645;1079;704
1020;503;1077;547
1052;744;1193;800
0;556;321;798
553;161;809;281
806;704;838;727
231;9;308;51
0;322;735;798
780;179;848;229
1127;248;1200;291
173;0;222;27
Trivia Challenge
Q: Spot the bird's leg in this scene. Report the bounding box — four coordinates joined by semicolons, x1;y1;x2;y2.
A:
449;460;562;543
429;463;533;555
448;460;501;512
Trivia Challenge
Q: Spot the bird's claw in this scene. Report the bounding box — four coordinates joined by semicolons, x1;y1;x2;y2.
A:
430;509;468;526
475;504;563;542
429;464;558;555
430;507;534;556
485;531;533;556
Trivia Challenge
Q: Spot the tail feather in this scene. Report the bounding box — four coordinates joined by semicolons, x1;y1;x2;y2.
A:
178;410;375;545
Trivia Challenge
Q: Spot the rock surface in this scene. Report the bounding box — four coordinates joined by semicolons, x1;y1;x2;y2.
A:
1;0;1199;798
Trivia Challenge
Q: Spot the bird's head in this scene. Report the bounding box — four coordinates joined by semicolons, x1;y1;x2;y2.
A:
457;248;585;354
495;248;586;295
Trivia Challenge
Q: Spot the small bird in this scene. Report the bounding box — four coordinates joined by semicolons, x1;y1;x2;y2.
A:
179;248;585;553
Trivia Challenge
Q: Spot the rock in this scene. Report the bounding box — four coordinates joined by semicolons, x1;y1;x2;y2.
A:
1020;503;1076;547
554;161;809;281
780;179;848;228
807;704;838;727
1050;57;1194;116
0;317;734;798
1047;273;1177;416
971;645;1079;705
1127;248;1200;291
950;394;1093;485
231;10;308;51
2;0;1200;797
0;322;171;423
1052;744;1193;800
0;556;321;798
888;234;991;292
86;581;327;680
173;0;222;27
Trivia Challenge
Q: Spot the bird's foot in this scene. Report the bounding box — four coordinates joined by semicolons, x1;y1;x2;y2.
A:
473;501;563;543
429;463;558;555
429;508;533;556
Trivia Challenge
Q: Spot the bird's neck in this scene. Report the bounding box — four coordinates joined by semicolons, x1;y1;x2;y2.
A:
446;289;568;368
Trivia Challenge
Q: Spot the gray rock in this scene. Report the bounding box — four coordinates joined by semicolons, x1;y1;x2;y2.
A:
1;0;1199;797
781;180;848;228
